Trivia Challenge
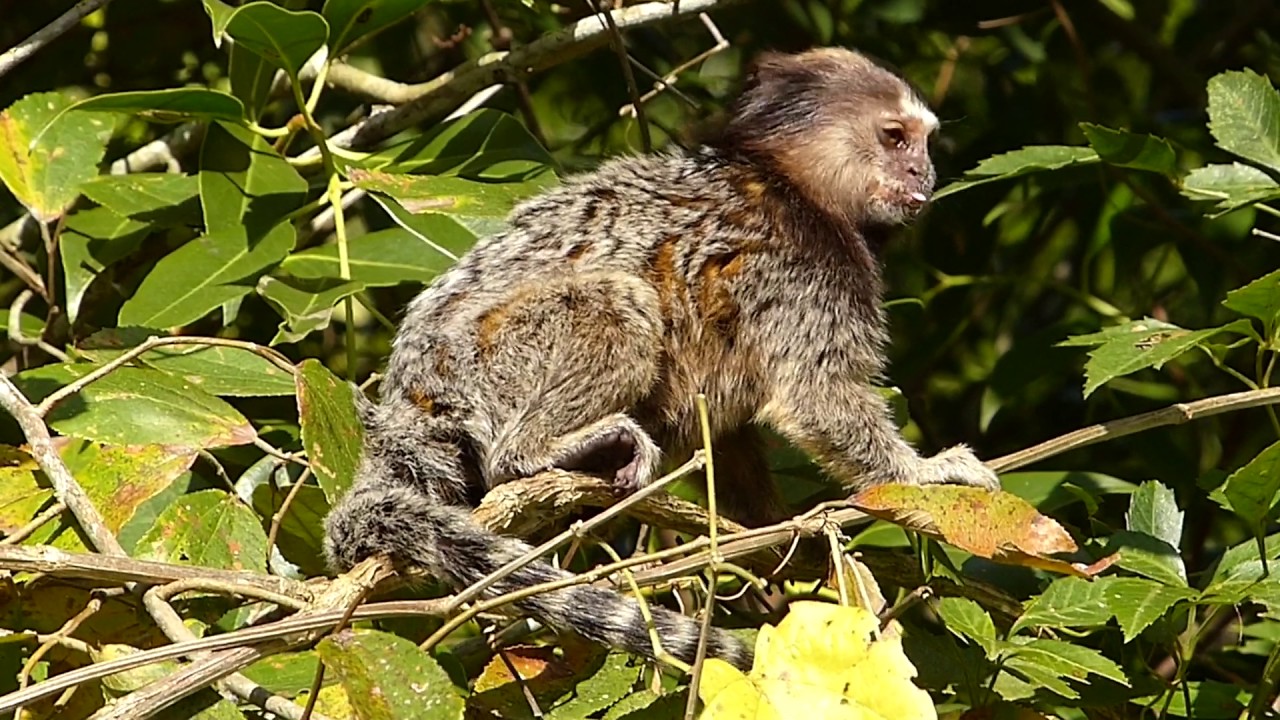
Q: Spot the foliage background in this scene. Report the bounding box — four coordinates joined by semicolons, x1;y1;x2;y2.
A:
1;0;1280;718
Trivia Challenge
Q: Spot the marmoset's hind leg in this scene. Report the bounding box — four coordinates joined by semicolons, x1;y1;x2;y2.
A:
709;425;786;526
476;271;665;491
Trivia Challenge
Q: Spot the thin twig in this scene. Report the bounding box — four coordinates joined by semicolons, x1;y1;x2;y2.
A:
1;501;65;544
621;13;728;118
267;468;314;561
583;0;651;151
0;0;116;79
8;290;68;362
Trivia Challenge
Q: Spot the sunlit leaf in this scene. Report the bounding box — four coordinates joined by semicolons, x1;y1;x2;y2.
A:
317;629;464;720
0;92;113;221
296;359;364;503
134;489;268;571
1080;123;1178;175
933;146;1099;200
1206;69;1280;173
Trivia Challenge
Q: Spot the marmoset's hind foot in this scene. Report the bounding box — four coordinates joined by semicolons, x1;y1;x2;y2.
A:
920;444;1001;490
553;416;660;496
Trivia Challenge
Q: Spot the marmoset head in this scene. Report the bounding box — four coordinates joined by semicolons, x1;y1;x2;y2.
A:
715;47;939;228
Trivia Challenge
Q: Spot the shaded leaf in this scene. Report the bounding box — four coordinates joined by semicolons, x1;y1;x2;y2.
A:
134;489;268;571
60;207;149;324
80;173;200;222
68;88;245;124
1106;530;1187;586
1223;268;1280;336
258;275;366;345
325;0;435;54
546;653;639;720
937;597;998;657
13;364;255;448
203;0;329;81
199;121;306;237
241;651;321;698
251;481;329;576
1217;440;1280;536
1080;123;1178;175
1131;681;1246;718
297;360;364;503
317;629;464;720
0;92;113;221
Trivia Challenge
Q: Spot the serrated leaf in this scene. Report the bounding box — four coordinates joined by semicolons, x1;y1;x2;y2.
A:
13;364;255;448
60;207;149;324
324;0;432;54
203;0;329;81
317;629;464;720
257;276;366;345
1107;530;1187;586
852;485;1081;574
80;173;200;221
0;92;114;221
1080;123;1178;175
1207;69;1280;173
546;653;639;720
1218;440;1280;535
1224;268;1280;336
119;222;295;329
78;329;296;397
1181;162;1280;213
1011;577;1114;635
297;360;363;503
1207;533;1280;586
933;146;1099;200
937;597;997;657
1001;639;1128;698
134;489;268;571
66;88;245;124
1062;318;1253;397
280;228;462;287
1126;481;1183;550
1103;577;1192;642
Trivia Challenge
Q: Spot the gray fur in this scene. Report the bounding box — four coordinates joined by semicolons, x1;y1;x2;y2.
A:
324;47;1000;672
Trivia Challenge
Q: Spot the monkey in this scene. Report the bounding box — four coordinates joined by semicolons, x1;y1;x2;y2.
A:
324;46;1001;671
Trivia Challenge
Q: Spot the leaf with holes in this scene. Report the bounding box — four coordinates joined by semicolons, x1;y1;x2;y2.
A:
134;489;267;571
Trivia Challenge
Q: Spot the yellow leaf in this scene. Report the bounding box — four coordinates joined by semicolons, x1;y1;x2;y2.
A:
698;602;936;720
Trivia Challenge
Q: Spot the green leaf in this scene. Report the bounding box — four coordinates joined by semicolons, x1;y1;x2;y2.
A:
13;364;256;448
67;88;245;124
372;194;483;259
119;222;296;329
199;121;306;238
80;173;200;222
317;629;464;720
1207;533;1280;586
1206;69;1280;173
1000;638;1128;699
601;692;665;720
229;41;274;122
1224;268;1280;337
933;146;1100;200
0;92;114;221
324;0;429;54
251;481;329;576
297;360;364;503
1131;681;1246;718
77;329;296;397
355;109;556;181
1107;530;1187;586
60;207;149;324
1060;318;1253;397
1080;123;1178;175
1103;577;1193;642
241;652;322;698
203;0;329;81
60;439;199;538
134;489;268;571
1217;440;1280;535
352;170;549;219
1125;481;1183;551
1181;162;1280;213
1011;576;1114;635
547;654;640;720
257;276;366;344
937;597;997;657
280;228;462;287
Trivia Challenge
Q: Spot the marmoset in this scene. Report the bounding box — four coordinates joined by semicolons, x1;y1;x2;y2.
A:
324;46;1000;670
